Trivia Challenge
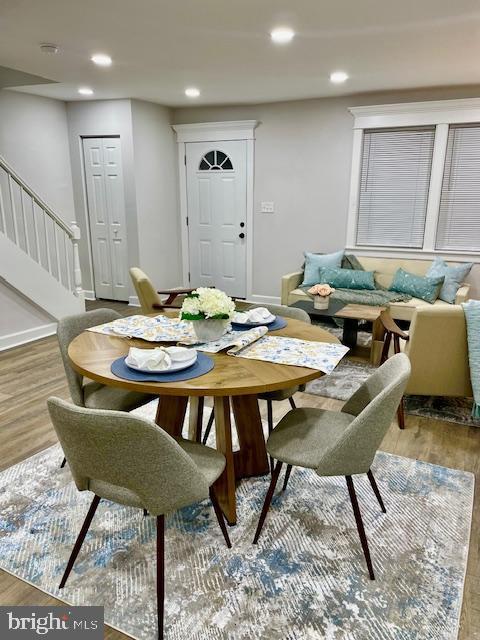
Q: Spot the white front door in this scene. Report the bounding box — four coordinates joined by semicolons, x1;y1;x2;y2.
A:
83;137;129;301
185;140;247;298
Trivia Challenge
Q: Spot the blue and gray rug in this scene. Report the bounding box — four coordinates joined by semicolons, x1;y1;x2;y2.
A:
0;429;473;640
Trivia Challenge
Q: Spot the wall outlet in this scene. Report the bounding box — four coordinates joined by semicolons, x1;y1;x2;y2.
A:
260;201;274;213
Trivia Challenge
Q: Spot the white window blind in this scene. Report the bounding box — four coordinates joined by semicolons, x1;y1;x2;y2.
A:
436;124;480;252
356;127;435;248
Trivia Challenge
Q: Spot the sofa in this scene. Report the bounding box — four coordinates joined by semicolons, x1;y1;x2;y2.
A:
281;256;471;322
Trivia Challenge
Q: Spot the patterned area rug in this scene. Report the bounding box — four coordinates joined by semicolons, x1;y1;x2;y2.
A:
306;358;480;428
0;423;473;639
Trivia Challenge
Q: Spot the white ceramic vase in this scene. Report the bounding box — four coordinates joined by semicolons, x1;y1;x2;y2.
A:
192;319;230;343
313;295;330;310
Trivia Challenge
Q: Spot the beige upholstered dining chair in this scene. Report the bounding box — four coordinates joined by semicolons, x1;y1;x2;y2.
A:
129;267;194;314
201;302;313;472
253;353;411;581
47;397;231;640
57;308;155;466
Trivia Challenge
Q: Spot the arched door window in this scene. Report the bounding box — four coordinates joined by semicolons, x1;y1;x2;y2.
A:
199;150;233;171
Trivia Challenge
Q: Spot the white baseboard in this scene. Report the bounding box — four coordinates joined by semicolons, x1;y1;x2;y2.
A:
83;290;95;301
248;294;281;305
0;322;57;352
128;296;140;307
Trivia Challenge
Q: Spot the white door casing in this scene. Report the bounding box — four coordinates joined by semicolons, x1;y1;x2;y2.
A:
173;120;258;300
186;141;247;297
82;137;129;301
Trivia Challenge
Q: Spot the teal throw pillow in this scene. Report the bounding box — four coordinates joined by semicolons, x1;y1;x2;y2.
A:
317;266;376;290
426;258;473;304
301;250;344;287
389;268;444;303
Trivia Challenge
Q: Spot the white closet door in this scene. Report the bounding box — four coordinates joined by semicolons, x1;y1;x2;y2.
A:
186;141;247;298
83;137;129;301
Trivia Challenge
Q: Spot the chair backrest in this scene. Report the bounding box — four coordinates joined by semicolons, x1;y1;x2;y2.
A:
47;397;211;515
405;305;472;397
130;267;162;314
241;300;311;324
57;308;121;406
317;353;411;477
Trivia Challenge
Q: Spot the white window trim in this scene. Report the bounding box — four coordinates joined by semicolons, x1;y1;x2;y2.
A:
347;97;480;262
172;120;258;297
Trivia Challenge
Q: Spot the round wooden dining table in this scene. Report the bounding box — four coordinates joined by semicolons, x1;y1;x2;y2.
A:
68;317;339;524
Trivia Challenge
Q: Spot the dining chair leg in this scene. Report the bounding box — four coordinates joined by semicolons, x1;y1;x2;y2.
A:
345;476;375;580
266;400;274;474
209;487;232;548
59;495;101;589
366;470;386;513
202;409;215;445
282;464;293;492
157;514;165;640
288;397;296;410
397;396;405;430
253;460;283;544
60;457;67;468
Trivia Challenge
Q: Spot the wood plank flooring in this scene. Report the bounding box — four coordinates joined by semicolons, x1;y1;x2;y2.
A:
0;300;478;639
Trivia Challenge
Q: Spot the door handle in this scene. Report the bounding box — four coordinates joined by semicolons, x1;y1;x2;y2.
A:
239;232;245;239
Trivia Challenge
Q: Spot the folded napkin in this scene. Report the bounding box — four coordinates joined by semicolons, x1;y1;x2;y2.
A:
233;307;273;324
125;346;195;371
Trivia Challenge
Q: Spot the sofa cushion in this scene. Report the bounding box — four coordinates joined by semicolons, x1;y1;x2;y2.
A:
389;268;444;303
317;266;376;290
426;257;473;304
301;250;344;287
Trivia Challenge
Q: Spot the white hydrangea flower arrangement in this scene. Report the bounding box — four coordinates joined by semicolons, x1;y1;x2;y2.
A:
180;287;235;321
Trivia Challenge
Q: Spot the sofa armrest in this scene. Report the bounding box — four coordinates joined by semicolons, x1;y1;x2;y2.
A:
455;284;470;305
281;271;303;305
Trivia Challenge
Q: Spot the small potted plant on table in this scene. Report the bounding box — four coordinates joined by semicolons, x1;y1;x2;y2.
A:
308;283;335;310
180;287;235;342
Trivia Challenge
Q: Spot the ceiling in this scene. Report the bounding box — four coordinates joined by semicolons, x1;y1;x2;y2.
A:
1;0;480;106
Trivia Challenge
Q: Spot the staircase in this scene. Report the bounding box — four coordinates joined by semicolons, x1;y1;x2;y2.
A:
0;154;84;321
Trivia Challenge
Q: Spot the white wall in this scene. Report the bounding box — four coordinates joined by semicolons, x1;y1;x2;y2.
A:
173;85;480;299
0;89;75;223
0;281;55;351
66;100;140;296
131;100;181;290
0;90;75;348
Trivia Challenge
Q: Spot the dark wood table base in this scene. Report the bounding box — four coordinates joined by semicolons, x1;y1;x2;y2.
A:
155;394;269;525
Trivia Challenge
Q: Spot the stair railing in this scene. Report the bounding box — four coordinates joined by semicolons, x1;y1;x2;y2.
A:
0;154;83;299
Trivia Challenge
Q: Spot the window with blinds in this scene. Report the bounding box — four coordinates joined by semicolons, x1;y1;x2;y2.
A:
356;127;435;248
436;124;480;252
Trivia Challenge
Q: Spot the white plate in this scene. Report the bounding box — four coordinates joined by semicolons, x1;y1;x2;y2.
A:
125;352;197;373
231;313;276;327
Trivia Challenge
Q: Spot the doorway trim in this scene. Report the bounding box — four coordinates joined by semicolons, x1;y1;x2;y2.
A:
173;120;258;299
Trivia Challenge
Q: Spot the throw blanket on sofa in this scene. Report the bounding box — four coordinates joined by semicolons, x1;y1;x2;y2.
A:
300;286;411;307
331;288;411;306
462;300;480;418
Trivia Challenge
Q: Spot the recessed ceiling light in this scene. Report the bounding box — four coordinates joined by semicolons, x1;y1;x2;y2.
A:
270;28;295;44
39;43;59;54
185;87;200;98
330;71;349;84
91;53;112;67
78;87;94;96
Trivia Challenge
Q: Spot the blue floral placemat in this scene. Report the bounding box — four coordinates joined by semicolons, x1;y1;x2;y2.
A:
111;352;214;382
232;336;349;374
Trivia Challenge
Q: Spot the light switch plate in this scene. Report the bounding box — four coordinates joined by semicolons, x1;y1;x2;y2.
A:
261;201;274;213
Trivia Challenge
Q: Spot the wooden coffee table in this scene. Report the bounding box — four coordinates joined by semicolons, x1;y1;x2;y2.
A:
291;300;385;360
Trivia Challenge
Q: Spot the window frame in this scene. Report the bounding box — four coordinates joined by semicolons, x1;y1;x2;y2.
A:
347;98;480;261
